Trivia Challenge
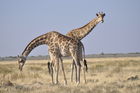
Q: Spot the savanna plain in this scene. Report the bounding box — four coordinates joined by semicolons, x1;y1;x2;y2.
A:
0;57;140;93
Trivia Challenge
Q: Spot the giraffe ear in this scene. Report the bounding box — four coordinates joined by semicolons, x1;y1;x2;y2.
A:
96;13;98;16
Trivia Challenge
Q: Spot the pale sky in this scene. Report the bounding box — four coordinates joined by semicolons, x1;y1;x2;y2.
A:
0;0;140;57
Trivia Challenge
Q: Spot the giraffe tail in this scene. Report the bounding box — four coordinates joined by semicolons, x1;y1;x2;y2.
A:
47;61;51;74
84;59;88;72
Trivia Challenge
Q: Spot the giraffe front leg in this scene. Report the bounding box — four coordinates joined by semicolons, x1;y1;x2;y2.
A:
54;59;59;84
50;63;54;84
48;52;56;84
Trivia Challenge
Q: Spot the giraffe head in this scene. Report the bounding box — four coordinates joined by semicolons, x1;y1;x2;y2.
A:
96;12;105;23
17;55;26;71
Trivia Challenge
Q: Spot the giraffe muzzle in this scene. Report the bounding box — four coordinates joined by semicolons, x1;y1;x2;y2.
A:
102;20;104;23
19;63;24;71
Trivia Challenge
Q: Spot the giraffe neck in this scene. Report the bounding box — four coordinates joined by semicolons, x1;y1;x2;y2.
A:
66;17;100;40
21;33;51;57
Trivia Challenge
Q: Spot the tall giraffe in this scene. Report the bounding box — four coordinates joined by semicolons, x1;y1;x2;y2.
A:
66;12;105;81
18;31;86;85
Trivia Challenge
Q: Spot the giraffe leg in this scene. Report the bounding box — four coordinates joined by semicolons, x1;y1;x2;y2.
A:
74;62;77;83
60;57;67;85
83;67;86;84
50;63;54;84
48;52;55;84
71;60;75;82
70;49;81;85
73;57;81;85
76;62;81;85
71;60;78;83
54;58;59;84
82;61;86;84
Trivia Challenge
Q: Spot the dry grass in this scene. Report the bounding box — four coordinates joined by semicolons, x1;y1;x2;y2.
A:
0;57;140;93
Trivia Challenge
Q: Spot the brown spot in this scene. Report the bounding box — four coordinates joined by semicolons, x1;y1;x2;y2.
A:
39;37;44;41
58;38;62;43
47;34;51;40
50;38;53;42
53;36;58;41
63;38;67;42
54;43;58;46
69;40;75;44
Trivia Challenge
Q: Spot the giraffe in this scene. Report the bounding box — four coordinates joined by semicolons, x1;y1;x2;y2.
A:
17;31;87;85
66;12;105;81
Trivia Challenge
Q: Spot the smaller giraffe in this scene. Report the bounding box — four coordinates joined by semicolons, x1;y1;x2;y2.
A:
18;31;87;85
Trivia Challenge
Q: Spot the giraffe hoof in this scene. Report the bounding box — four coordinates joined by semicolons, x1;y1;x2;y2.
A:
54;81;60;85
76;82;80;86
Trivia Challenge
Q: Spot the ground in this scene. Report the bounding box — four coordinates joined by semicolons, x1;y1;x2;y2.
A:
0;57;140;93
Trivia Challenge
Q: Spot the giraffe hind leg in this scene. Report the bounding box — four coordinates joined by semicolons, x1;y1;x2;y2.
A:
71;60;75;82
60;57;67;85
76;62;81;85
82;61;86;84
73;58;81;85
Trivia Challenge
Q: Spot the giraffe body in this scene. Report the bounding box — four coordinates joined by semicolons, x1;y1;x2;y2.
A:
18;31;86;85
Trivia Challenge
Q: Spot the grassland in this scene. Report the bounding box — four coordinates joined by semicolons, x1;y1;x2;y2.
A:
0;57;140;93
